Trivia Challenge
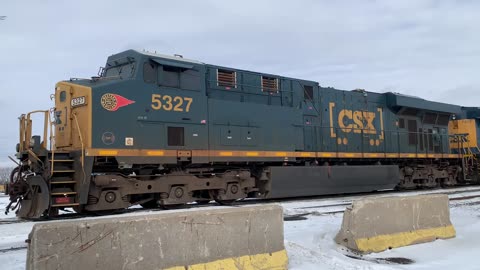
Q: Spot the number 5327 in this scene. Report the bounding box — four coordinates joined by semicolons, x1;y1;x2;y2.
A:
151;94;193;112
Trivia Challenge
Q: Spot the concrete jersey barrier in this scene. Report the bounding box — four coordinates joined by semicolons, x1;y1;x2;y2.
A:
26;204;288;270
335;194;455;253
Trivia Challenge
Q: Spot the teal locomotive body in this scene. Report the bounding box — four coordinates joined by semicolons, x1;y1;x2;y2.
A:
8;50;476;218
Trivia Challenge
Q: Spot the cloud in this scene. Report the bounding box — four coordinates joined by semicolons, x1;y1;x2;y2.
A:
1;0;480;165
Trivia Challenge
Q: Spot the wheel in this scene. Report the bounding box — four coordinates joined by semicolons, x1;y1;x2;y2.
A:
209;190;236;206
9;166;20;183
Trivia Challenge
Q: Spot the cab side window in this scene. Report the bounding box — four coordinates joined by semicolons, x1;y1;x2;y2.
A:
162;66;181;88
143;60;201;90
160;65;200;90
59;91;67;102
143;62;156;83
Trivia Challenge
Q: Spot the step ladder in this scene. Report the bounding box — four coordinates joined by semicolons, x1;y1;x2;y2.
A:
458;135;480;182
48;151;80;209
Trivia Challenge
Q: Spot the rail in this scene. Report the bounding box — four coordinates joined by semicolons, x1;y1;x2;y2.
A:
19;110;51;153
72;112;86;183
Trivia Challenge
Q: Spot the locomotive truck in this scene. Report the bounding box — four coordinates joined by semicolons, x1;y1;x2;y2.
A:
6;50;480;218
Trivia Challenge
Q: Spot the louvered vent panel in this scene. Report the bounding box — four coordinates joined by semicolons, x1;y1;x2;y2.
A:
217;69;236;88
262;76;278;92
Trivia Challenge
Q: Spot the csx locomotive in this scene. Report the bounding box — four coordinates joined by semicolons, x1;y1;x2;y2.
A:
7;50;480;218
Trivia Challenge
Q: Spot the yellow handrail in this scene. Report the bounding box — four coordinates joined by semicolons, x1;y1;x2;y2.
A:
19;114;25;152
19;110;50;153
72;112;86;183
49;109;56;175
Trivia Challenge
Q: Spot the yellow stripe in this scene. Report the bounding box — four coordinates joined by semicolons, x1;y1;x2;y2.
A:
399;153;416;158
146;151;164;156
338;153;361;158
355;225;456;253
298;152;314;157
165;249;288;270
317;152;335;157
97;150;118;156
86;148;460;160
364;153;384;158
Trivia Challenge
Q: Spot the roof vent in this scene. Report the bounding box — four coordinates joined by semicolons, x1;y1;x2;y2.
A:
174;54;183;58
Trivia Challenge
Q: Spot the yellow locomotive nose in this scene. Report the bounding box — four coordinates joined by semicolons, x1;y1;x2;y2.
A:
449;119;479;152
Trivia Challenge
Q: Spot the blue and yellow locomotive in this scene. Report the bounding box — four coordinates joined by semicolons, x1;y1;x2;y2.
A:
7;50;480;218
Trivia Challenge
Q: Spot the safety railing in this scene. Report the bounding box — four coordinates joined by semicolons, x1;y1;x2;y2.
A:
18;110;52;153
450;133;480;181
71;111;87;184
18;108;86;181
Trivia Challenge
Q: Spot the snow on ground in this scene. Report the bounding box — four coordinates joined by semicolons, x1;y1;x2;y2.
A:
282;198;480;270
1;188;480;270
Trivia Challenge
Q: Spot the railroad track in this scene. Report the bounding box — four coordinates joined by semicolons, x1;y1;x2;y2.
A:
0;186;480;255
0;246;27;254
284;190;480;220
2;186;480;226
0;217;29;225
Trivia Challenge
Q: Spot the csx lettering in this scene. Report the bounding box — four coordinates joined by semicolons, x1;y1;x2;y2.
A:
151;94;193;112
338;109;376;134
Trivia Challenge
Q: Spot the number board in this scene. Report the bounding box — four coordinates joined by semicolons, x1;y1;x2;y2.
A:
151;94;193;112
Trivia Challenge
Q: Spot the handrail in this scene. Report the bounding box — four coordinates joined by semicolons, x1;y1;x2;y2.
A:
19;110;50;153
19;114;26;152
72;112;86;183
49;108;56;175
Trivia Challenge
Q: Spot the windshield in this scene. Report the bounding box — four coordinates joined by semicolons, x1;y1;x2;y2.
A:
103;62;136;78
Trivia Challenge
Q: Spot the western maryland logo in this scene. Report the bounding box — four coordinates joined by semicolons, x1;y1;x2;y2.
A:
101;93;135;111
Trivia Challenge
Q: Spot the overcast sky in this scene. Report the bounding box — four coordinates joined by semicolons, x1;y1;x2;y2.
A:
1;0;480;167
